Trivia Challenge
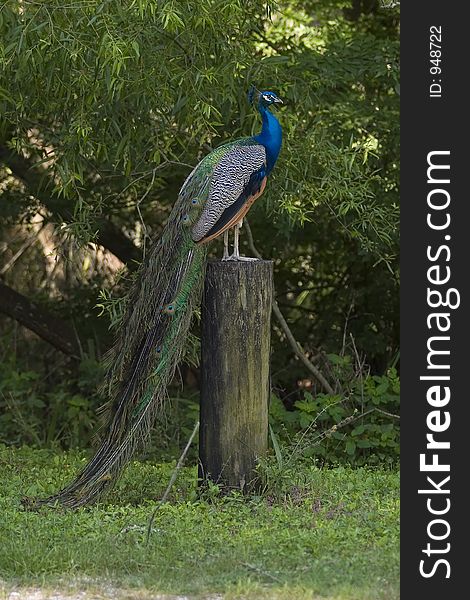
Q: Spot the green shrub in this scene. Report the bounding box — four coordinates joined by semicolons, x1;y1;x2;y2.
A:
0;349;103;448
269;355;400;466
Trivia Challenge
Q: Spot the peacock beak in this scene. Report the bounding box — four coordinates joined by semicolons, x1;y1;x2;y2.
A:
273;97;283;104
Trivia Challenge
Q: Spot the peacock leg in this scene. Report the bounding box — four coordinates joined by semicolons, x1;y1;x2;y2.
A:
233;222;240;258
223;220;258;261
236;219;258;261
222;230;230;260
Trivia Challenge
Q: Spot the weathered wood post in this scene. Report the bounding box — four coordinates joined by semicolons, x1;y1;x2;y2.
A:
199;260;273;492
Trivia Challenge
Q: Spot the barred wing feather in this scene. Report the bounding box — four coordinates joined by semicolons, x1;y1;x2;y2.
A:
191;143;266;242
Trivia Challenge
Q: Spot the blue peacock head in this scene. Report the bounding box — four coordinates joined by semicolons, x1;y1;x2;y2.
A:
248;86;283;108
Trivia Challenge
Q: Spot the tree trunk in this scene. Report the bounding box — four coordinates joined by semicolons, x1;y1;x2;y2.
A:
199;260;273;492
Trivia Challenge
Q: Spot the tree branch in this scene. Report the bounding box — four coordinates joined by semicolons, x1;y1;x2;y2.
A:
0;144;141;267
243;221;335;395
0;280;80;358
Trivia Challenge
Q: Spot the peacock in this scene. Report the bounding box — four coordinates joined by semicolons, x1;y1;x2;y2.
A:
29;88;283;508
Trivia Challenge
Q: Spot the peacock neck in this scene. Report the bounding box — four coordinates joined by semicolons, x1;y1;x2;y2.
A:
254;105;282;175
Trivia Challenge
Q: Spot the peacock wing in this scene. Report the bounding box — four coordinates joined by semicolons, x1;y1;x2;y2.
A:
190;142;267;243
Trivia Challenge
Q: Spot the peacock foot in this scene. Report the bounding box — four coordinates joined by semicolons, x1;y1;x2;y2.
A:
222;255;259;262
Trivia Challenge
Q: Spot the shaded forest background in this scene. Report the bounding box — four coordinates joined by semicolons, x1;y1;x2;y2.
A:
0;0;400;466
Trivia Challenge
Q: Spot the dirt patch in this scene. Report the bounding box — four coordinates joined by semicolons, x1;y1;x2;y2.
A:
1;587;223;600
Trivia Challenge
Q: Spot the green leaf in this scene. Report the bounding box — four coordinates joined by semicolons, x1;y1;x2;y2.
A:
376;381;389;395
351;425;365;436
345;440;356;456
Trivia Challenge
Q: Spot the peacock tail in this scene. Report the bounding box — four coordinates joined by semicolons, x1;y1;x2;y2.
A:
27;89;283;509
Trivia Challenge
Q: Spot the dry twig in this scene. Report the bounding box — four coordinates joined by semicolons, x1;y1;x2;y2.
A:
145;420;200;544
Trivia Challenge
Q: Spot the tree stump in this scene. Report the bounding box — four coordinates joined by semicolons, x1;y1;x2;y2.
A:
199;260;273;491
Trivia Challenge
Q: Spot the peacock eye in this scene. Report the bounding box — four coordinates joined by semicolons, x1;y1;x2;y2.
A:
162;303;175;315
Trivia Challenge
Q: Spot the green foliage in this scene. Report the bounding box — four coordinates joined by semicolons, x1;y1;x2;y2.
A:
0;446;399;599
0;332;202;460
269;357;400;466
1;0;274;199
0;342;104;448
0;0;400;457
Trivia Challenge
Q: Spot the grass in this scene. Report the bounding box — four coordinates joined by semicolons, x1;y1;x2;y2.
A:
0;445;399;599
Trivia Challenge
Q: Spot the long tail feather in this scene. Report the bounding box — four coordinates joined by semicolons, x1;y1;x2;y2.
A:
27;200;208;508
